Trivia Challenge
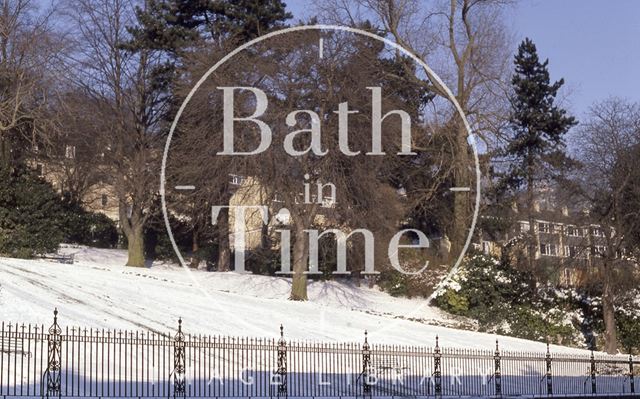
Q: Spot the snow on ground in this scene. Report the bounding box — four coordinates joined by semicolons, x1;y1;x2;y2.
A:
0;246;589;354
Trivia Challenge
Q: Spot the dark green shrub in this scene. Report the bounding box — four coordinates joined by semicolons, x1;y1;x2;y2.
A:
617;310;640;354
0;168;65;257
143;197;193;262
59;198;118;248
84;212;119;248
436;289;469;314
377;269;410;297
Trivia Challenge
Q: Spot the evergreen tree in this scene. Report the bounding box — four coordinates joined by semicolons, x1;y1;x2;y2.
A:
0;168;65;257
129;0;292;53
499;38;577;272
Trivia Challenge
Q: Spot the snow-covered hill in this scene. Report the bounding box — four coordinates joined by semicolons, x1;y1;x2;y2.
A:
0;246;590;354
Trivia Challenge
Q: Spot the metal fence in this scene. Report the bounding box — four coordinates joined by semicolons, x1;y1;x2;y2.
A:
0;309;638;398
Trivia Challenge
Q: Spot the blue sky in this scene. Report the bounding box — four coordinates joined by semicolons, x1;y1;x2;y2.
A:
286;0;640;120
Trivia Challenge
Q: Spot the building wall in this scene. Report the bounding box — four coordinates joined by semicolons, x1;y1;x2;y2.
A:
227;175;337;252
32;159;120;222
482;211;613;287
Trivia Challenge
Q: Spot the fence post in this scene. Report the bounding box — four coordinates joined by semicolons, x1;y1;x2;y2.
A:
494;340;502;397
361;331;371;398
546;343;553;396
356;330;371;398
173;318;186;398
276;325;287;398
433;336;442;398
590;350;597;395
629;354;635;394
45;308;62;399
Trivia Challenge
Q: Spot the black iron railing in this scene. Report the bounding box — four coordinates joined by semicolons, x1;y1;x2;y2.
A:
0;310;637;398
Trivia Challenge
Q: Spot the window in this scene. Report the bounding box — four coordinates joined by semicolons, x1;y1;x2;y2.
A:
594;245;606;257
565;246;580;258
101;194;108;207
540;243;557;256
65;145;76;159
229;174;244;185
35;164;44;176
520;222;530;232
592;228;605;237
538;222;551;234
566;226;582;237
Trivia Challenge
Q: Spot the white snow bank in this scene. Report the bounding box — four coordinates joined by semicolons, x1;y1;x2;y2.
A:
0;246;590;354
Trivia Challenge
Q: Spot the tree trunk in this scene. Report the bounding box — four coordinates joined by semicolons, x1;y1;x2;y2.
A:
261;222;270;250
290;219;308;301
602;262;618;354
126;226;145;267
217;206;231;271
0;135;11;170
119;201;146;267
526;161;537;274
190;230;199;268
451;123;470;258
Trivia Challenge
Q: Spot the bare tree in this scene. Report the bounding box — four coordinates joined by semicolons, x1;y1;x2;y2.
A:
317;0;512;260
63;0;167;266
0;0;62;167
263;35;412;299
41;90;109;205
570;98;640;353
164;30;424;299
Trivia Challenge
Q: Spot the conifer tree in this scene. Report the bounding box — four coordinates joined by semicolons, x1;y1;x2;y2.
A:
499;38;577;272
129;0;292;52
0;168;65;257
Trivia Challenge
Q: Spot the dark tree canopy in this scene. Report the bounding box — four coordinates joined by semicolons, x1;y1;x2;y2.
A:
130;0;292;52
500;38;577;192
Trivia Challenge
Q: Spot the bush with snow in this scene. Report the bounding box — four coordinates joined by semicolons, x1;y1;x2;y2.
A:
433;254;582;346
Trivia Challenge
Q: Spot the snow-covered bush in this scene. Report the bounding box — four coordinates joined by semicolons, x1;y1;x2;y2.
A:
433;254;582;346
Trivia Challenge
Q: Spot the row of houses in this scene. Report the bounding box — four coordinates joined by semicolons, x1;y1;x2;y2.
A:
477;198;627;286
